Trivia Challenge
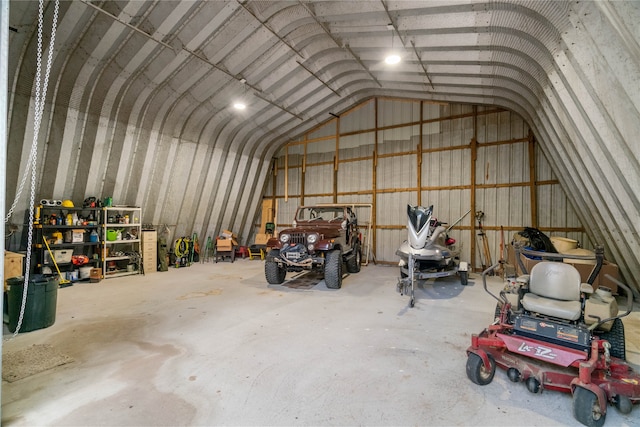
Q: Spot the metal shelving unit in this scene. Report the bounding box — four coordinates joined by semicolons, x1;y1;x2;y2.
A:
33;205;102;278
102;206;142;279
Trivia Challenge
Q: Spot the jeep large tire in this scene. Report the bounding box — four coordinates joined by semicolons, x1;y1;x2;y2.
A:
265;250;286;284
324;249;343;289
346;244;362;273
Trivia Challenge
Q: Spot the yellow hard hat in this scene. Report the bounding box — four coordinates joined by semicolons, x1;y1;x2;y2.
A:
61;199;74;207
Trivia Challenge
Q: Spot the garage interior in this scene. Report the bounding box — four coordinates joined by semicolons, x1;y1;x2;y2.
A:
2;0;640;426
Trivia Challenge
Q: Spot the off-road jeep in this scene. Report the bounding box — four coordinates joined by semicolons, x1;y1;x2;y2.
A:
265;204;362;289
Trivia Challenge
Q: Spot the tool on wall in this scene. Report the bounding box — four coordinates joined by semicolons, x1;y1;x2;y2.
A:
498;225;517;278
446;209;472;234
496;225;506;278
201;236;214;263
475;211;493;274
191;233;200;263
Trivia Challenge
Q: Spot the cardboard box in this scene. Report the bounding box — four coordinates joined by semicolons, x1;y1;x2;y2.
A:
221;230;236;239
4;251;25;291
216;239;233;251
564;260;619;293
64;229;85;243
255;233;270;245
511;246;619;293
90;268;102;283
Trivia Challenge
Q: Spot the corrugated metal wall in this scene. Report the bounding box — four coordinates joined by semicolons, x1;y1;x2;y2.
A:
6;1;638;292
263;98;590;269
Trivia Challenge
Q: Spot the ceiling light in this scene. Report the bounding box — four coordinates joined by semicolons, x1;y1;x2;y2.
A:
385;54;401;65
233;102;246;110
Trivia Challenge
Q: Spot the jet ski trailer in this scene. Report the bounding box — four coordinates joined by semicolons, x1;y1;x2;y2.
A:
396;205;470;307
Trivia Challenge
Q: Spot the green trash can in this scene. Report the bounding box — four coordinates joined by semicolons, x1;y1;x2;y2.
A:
7;274;59;333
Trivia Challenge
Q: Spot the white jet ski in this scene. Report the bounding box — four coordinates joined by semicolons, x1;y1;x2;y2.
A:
396;204;469;307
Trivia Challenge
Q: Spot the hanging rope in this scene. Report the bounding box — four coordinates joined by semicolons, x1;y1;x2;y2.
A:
10;0;60;337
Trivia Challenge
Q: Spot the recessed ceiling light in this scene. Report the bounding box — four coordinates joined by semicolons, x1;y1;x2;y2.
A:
233;102;246;110
385;54;401;65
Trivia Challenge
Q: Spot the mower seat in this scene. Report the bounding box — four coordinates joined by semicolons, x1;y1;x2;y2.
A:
521;262;582;321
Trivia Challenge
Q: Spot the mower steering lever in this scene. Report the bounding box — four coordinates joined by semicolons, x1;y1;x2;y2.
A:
482;262;503;303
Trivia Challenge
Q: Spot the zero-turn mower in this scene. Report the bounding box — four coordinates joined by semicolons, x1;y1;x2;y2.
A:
466;245;639;426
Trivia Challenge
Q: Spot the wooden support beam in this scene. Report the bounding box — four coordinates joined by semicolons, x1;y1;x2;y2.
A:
335;117;340;170
272;158;278;228
418;101;423;205
284;146;289;202
528;129;538;228
372;98;379;261
301;151;306;207
470;105;478;270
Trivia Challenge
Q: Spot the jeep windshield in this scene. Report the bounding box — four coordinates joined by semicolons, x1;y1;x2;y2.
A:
296;206;344;222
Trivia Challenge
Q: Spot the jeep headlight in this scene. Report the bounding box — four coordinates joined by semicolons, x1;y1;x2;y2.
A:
279;233;290;243
307;233;318;244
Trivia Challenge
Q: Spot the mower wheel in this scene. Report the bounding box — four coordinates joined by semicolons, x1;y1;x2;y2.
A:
614;395;632;414
466;352;495;386
459;270;468;286
573;386;606;427
598;318;625;360
526;377;541;393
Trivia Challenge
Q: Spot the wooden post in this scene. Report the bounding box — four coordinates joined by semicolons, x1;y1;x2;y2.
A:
528;129;538;228
470;106;478;270
418;101;423;205
272;158;278;228
334;117;339;203
301;140;306;206
284;145;289;202
372;98;379;260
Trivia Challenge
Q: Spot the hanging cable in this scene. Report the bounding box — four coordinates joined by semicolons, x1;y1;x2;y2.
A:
9;0;60;337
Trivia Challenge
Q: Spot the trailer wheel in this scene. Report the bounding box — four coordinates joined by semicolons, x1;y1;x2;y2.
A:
459;270;468;286
265;251;286;284
573;386;605;427
598;318;625;360
324;249;342;289
466;353;495;385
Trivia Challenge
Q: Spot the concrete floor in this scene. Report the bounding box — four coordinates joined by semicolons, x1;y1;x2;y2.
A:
2;260;639;426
